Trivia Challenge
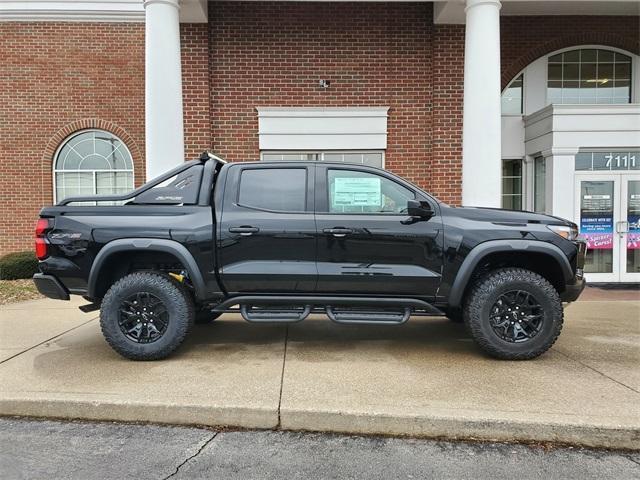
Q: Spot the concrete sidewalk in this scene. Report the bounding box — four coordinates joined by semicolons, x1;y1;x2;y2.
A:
1;292;638;449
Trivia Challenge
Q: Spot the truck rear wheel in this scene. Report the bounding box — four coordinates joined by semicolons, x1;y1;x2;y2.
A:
100;272;194;360
463;268;563;360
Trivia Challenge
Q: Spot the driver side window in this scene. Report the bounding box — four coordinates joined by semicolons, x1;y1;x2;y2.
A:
327;169;414;214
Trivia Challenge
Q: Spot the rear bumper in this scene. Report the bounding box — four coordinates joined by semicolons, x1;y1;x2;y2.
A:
33;273;70;301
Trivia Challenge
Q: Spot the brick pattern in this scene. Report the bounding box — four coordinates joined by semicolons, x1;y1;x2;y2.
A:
1;11;639;254
208;2;434;189
500;16;640;88
181;23;213;160
0;22;145;255
431;24;465;204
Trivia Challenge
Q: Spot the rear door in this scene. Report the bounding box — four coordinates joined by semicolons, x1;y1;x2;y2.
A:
314;164;443;298
217;163;316;294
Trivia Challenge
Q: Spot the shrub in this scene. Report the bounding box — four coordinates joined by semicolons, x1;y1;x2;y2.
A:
0;251;39;280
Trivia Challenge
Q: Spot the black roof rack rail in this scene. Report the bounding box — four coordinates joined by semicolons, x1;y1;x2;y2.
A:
58;152;226;206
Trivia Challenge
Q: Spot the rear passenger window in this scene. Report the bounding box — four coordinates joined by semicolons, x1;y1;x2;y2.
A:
238;168;307;212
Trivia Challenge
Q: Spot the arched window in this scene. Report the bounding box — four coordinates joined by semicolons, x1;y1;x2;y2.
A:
54;130;134;202
547;48;632;104
501;74;523;115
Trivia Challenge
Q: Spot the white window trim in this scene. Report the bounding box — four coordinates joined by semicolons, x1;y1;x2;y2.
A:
52;129;135;204
260;150;386;169
256;107;389;151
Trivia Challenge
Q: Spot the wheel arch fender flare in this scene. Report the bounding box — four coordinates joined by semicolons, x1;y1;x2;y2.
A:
87;238;207;300
447;239;574;309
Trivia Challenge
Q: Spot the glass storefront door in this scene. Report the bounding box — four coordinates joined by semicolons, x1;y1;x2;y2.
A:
576;174;640;282
621;177;640;282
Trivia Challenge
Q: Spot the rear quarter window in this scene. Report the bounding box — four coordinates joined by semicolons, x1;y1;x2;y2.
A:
238;168;307;212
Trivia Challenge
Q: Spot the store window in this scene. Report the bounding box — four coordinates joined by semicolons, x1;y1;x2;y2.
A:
534;157;546;213
261;151;384;168
501;74;523;114
54;130;134;203
502;159;523;210
548;48;632;104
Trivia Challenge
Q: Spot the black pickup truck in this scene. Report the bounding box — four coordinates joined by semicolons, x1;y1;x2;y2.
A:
34;153;586;361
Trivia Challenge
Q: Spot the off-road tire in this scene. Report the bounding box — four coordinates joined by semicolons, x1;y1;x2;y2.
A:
195;309;223;324
100;272;194;360
463;268;563;360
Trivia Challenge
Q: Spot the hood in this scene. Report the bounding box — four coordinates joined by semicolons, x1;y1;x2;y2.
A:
448;206;576;228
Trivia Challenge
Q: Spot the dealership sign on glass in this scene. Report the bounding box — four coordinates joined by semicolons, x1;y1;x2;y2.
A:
580;193;613;250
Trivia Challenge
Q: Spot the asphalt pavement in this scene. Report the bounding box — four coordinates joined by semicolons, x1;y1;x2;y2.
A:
1;418;639;480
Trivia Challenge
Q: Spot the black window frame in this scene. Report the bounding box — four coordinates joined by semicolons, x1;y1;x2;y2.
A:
314;164;422;216
235;165;313;214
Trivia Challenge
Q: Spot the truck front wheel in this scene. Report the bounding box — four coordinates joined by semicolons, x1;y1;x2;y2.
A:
463;268;563;360
100;272;194;360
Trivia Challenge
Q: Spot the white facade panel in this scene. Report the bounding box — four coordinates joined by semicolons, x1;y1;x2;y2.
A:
501;116;526;158
256;107;389;151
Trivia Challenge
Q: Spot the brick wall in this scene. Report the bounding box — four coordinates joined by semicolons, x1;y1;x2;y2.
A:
181;23;213;160
1;10;639;254
0;22;145;255
208;2;434;190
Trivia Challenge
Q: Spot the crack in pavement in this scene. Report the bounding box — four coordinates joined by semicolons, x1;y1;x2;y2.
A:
555;349;640;394
0;317;97;365
276;325;289;429
162;431;219;479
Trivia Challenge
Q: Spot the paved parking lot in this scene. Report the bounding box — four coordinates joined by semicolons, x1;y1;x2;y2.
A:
2;418;639;480
0;288;638;449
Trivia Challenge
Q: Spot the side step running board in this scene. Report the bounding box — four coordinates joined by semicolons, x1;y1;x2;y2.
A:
213;295;444;315
326;306;411;325
213;294;445;325
240;304;311;323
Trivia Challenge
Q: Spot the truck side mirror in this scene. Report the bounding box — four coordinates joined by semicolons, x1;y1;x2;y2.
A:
406;200;434;218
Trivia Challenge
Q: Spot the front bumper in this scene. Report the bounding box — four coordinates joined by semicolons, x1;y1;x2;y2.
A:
560;275;586;302
33;273;70;301
560;239;587;302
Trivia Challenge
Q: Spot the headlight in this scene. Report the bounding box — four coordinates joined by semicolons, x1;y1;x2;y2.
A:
547;224;579;240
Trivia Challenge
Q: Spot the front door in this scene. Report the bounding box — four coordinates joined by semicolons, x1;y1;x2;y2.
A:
575;173;640;283
314;165;444;298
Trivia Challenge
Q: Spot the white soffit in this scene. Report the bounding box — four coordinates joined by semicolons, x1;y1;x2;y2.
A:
434;0;640;24
256;107;390;151
0;0;208;23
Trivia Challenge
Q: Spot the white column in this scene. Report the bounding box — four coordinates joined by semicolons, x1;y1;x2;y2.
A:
144;0;185;180
462;0;502;207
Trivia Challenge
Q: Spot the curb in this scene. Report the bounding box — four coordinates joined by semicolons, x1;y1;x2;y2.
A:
281;409;640;450
0;398;278;430
2;398;638;450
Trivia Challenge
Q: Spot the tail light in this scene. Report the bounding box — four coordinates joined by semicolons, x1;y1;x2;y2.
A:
35;218;51;260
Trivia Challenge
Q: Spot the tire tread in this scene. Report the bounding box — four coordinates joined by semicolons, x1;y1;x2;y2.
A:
463;268;564;360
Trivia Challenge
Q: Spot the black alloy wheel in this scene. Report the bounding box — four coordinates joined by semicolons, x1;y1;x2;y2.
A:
118;292;169;344
489;290;544;343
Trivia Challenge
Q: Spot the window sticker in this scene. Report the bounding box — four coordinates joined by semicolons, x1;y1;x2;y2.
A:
580;194;613;250
333;177;381;207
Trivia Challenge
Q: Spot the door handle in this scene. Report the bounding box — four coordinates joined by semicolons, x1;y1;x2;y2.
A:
229;226;260;236
616;221;629;234
323;227;353;238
